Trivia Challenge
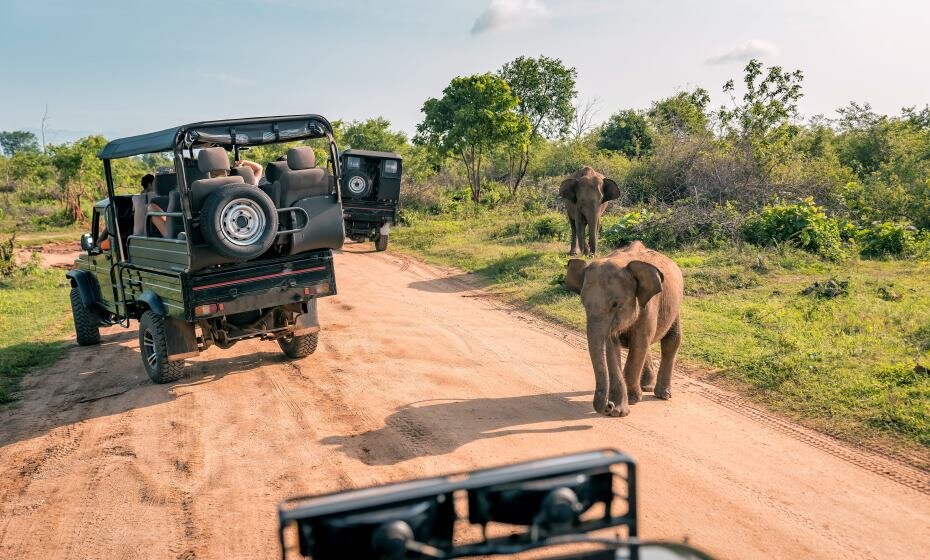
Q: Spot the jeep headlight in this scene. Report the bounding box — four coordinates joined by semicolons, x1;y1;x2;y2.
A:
346;156;361;170
383;159;398;175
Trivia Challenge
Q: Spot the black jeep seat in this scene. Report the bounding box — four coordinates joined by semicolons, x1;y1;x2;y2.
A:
188;147;244;211
153;172;177;196
279;147;328;206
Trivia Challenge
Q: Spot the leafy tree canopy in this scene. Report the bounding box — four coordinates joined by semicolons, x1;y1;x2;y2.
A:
498;55;577;140
0;130;40;156
342;117;408;153
597;109;654;158
648;88;710;135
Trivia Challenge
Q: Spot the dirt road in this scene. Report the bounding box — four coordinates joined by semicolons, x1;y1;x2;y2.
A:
1;246;928;559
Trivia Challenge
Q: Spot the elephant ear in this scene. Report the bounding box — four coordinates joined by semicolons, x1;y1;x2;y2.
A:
602;178;621;202
559;177;578;203
564;258;588;294
627;260;664;306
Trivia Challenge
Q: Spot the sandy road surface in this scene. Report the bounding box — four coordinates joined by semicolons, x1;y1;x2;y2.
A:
1;245;928;559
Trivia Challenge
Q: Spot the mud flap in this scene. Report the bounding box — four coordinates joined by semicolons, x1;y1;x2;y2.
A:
293;300;320;336
164;317;200;361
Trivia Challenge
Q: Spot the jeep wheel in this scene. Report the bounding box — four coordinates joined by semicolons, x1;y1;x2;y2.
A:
375;233;389;252
70;287;101;346
278;332;319;359
138;311;185;383
201;185;278;261
342;172;372;198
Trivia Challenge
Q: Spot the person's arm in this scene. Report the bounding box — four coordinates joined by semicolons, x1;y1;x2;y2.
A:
235;159;263;182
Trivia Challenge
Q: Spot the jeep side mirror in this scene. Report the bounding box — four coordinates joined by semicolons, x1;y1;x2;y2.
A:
80;233;94;253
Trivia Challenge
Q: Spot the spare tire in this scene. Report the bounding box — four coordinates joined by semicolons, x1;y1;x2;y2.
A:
201;185;278;261
342;172;372;198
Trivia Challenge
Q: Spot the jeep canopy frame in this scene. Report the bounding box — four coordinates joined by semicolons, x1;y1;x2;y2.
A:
96;114;343;264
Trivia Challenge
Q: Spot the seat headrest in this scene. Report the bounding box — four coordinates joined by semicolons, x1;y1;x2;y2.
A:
287;147;316;170
197;147;230;173
153;173;177;196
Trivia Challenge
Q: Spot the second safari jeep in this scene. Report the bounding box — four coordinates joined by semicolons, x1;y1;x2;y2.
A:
67;115;345;383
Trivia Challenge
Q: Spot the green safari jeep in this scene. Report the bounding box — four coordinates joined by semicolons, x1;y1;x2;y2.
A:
67;115;346;383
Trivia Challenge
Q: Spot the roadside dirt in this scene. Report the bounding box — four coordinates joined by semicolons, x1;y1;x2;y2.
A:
1;244;928;559
13;242;81;269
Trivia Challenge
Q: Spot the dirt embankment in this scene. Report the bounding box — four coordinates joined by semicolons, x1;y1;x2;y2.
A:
1;245;928;559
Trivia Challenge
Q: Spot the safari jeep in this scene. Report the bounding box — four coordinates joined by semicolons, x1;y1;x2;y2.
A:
66;115;345;383
339;149;402;251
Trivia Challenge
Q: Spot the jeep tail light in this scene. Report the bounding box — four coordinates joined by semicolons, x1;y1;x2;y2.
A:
304;282;330;296
195;303;224;317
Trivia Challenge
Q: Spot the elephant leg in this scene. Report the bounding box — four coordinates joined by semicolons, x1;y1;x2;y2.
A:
605;335;629;417
587;212;600;255
567;210;579;255
623;336;649;405
641;347;657;392
655;318;681;400
575;215;588;256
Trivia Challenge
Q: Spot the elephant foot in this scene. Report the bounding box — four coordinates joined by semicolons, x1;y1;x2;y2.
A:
654;386;672;400
593;390;609;414
627;389;643;404
605;400;630;417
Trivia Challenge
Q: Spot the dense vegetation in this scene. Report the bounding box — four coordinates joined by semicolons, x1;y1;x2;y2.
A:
1;56;928;455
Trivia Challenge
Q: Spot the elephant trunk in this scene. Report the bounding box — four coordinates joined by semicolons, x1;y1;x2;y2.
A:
586;318;611;414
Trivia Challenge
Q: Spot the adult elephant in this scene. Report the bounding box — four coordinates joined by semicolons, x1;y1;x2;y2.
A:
565;241;684;417
559;166;621;255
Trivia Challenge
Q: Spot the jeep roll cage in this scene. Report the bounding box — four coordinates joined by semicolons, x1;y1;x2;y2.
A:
96;114;343;264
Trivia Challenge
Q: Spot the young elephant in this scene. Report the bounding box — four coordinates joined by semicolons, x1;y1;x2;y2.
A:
559;166;621;256
565;241;684;417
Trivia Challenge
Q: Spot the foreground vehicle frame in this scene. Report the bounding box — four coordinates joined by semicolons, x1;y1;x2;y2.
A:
67;115;344;382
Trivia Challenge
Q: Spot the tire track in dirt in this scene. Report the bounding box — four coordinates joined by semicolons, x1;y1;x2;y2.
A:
385;251;930;496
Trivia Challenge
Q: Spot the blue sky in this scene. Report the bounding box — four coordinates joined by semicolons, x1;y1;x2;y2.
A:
1;0;928;143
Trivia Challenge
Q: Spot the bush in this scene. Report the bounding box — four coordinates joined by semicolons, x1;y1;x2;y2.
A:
602;201;744;251
742;198;845;260
857;221;928;258
530;214;568;241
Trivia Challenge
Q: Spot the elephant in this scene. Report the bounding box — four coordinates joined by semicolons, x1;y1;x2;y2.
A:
558;166;621;256
565;241;684;417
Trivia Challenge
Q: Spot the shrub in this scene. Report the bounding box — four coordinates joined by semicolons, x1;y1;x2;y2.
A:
742;198;844;260
601;201;744;251
857;221;928;258
530;214;568;241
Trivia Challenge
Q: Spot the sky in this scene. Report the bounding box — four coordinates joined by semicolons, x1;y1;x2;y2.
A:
1;0;929;144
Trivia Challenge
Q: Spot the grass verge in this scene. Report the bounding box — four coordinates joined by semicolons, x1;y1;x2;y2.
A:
0;268;73;403
393;207;930;460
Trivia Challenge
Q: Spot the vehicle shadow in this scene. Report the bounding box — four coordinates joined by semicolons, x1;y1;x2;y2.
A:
321;391;596;466
0;339;283;449
407;273;475;293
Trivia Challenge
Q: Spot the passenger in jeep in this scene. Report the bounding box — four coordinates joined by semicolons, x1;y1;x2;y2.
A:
234;159;265;185
141;173;170;237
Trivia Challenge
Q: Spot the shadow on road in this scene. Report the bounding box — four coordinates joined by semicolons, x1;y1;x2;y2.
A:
407;273;475;293
0;336;286;448
321;391;595;466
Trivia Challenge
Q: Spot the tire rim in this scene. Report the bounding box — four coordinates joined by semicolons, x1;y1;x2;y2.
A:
220;198;266;246
142;329;157;368
346;176;368;196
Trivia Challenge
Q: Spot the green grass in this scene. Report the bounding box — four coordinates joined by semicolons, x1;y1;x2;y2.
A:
394;207;930;456
0;268;73;403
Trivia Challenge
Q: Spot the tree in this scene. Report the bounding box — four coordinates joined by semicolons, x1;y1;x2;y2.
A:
717;59;804;139
0;130;40;156
49;135;107;223
498;55;577;192
571;97;601;140
648;88;710;136
597;110;654;158
342;117;408;152
415;73;529;203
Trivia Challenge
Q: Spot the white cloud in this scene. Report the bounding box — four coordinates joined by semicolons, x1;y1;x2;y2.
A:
471;0;551;35
201;72;256;87
705;40;779;65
